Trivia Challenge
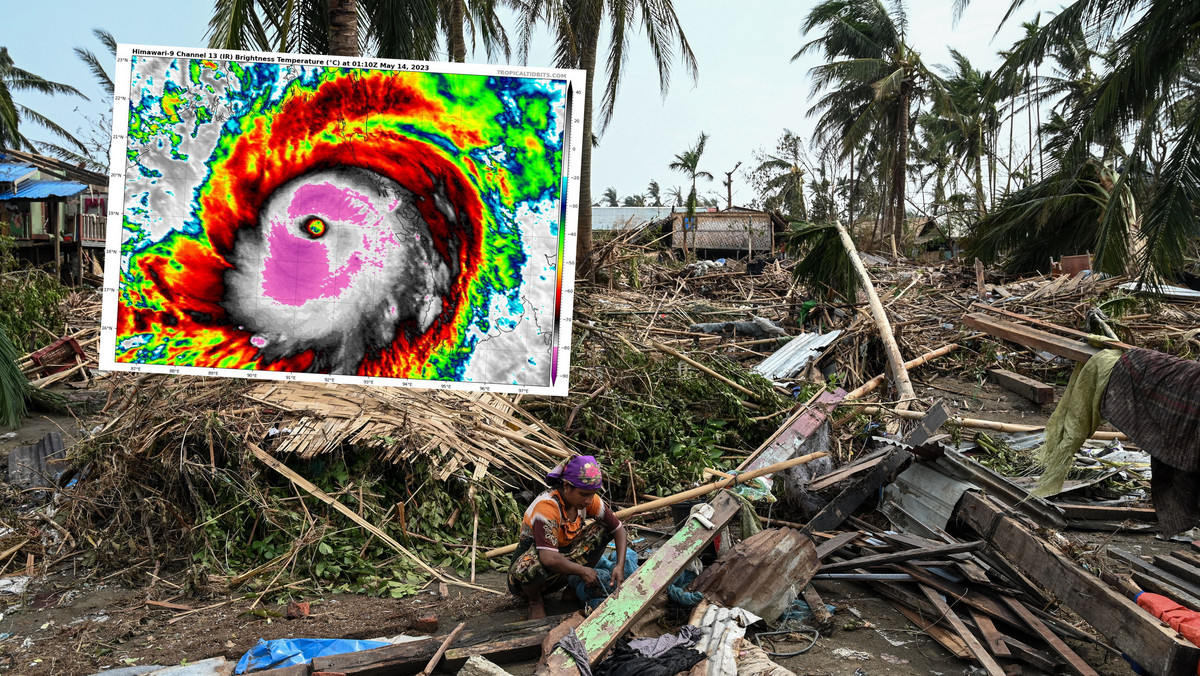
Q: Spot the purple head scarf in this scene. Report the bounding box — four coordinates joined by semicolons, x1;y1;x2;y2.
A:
547;455;603;490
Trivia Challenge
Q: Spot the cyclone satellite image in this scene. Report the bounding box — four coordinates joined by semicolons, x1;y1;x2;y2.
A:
99;46;582;395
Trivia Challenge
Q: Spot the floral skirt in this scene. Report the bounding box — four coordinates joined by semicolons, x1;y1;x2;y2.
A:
507;521;611;598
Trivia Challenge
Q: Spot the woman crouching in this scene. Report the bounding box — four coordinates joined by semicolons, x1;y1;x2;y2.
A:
507;455;628;619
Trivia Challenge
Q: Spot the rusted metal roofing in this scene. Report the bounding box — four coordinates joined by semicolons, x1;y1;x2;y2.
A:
0;161;35;183
0;179;87;201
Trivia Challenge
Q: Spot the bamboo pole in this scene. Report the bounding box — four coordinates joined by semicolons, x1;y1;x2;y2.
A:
651;341;759;399
834;223;916;410
845;343;960;401
484;450;829;559
858;406;1128;440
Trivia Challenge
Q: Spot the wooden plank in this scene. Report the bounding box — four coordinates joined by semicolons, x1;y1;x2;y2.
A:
893;603;972;659
896;563;1022;627
969;609;1011;658
957;491;1200;676
741;390;845;473
957;561;993;586
802;447;910;534
975;258;987;299
821;541;985;573
986;368;1054;405
972;303;1134;351
254;665;311;676
1130;570;1200;610
1000;595;1100;676
961;313;1100;363
1154;555;1200;590
921;584;1007;676
815;531;862;559
1110;548;1200;604
314;615;567;675
801;584;833;628
1058;503;1157;523
803;403;949;534
808;450;886;490
537;492;742;675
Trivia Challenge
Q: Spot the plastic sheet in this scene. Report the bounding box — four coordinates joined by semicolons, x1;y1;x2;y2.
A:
234;637;389;673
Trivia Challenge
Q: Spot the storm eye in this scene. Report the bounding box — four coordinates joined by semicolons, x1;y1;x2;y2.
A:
302;216;328;239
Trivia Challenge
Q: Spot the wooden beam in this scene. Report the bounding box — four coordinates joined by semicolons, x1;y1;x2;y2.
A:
920;584;1007;676
962;313;1100;363
802;402;947;534
969;609;1011;658
986;368;1055;405
1000;595;1100;676
820;541;985;573
537;492;742;675
815;531;862;559
1109;548;1200;606
312;615;569;675
956;491;1199;676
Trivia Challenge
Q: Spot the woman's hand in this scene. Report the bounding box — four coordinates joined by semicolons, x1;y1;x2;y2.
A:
578;566;599;587
610;568;624;591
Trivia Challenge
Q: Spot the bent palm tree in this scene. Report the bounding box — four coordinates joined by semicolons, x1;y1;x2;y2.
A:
0;47;87;154
519;0;697;273
963;0;1200;284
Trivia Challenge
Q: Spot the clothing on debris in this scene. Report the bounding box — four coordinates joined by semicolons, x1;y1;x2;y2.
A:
626;624;702;658
593;640;706;676
1033;348;1121;497
1102;348;1200;535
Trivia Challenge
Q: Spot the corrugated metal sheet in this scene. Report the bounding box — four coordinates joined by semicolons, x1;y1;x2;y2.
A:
0;162;35;183
671;211;773;251
1118;281;1200;300
752;330;842;380
593;206;676;231
0;179;88;201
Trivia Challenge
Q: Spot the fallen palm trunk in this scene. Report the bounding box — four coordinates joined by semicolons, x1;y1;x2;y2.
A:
835;223;916;410
484;451;829;559
844;343;960;401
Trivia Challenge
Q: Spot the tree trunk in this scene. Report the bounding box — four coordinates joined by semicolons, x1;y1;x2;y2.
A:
448;0;466;62
576;23;600;278
327;0;359;57
891;83;911;250
847;145;855;229
973;137;987;217
834;222;915;410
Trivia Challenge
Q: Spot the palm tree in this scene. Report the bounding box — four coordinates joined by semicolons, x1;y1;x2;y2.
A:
749;129;809;220
669;131;713;256
646;180;662;207
666;185;684;207
622;194;646;206
0;47;87;155
54;28;119;172
601;186;619;207
933;50;1001;216
207;0;510;61
519;0;697;274
797;0;940;248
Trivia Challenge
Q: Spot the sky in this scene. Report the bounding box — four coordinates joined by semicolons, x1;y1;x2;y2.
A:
4;0;1049;206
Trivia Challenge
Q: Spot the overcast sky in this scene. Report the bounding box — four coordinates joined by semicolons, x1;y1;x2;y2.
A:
5;1;1049;205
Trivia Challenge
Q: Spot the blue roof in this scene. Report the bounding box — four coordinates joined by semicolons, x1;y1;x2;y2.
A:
0;162;35;183
0;179;88;201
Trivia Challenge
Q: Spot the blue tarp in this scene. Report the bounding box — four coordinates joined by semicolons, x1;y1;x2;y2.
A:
235;637;390;673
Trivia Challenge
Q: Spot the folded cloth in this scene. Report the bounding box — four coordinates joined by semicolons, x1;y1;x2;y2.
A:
1102;348;1200;535
627;625;702;658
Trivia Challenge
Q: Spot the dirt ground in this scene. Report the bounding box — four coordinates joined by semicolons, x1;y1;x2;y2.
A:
0;374;1172;675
